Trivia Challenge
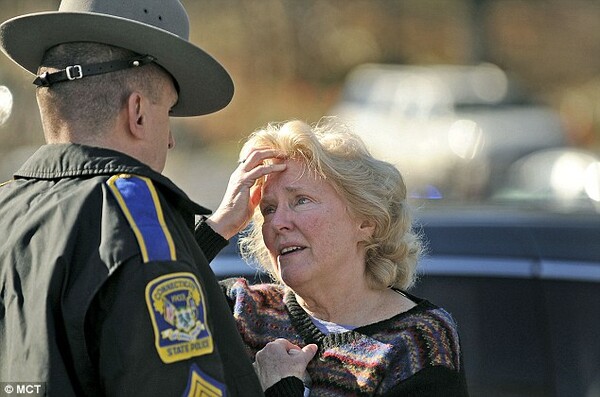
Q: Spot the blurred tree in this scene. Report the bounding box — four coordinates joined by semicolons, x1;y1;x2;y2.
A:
0;0;599;153
469;0;492;63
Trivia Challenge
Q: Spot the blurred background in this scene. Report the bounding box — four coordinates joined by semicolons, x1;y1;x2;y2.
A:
2;2;600;396
1;0;600;210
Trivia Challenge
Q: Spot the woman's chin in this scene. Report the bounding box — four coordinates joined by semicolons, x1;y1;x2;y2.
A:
277;263;311;289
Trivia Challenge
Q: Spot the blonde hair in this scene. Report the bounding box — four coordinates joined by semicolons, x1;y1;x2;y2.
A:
239;117;423;290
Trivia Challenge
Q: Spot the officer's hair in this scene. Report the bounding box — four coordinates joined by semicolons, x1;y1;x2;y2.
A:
36;42;173;137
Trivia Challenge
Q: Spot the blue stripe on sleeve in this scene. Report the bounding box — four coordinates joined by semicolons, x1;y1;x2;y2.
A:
108;175;176;262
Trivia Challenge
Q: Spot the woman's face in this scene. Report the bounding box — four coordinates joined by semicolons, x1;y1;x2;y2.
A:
260;159;371;290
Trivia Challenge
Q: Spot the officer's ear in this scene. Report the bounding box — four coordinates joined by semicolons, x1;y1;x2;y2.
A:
127;92;146;139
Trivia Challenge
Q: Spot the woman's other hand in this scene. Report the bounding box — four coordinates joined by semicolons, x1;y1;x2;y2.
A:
253;338;318;390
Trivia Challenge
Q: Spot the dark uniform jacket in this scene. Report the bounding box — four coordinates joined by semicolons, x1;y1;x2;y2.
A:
0;144;263;396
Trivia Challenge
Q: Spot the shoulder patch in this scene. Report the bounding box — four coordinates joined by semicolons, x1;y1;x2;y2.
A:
145;272;214;363
182;363;226;397
107;174;176;262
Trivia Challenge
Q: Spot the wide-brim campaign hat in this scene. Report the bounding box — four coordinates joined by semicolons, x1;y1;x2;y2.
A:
0;0;233;116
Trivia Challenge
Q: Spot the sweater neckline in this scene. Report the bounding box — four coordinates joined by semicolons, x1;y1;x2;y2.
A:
283;289;432;347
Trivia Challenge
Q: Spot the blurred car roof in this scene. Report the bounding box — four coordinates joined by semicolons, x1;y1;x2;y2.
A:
328;63;569;202
335;62;527;110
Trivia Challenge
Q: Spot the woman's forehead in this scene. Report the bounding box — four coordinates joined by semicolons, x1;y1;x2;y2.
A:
262;160;323;193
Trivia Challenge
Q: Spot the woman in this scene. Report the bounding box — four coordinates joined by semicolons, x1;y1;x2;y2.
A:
218;118;468;396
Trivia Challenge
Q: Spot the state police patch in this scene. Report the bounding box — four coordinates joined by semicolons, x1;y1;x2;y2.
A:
145;272;214;363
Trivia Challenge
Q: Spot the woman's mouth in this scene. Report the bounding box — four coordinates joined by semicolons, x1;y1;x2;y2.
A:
279;246;305;256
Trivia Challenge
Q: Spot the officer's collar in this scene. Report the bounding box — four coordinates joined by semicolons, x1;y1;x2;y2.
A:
14;143;211;215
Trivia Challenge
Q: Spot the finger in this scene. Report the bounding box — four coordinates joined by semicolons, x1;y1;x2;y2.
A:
240;148;285;168
287;344;317;361
263;338;295;354
273;337;296;346
272;338;303;352
300;344;318;363
240;146;278;161
238;145;269;164
243;163;286;182
302;344;318;355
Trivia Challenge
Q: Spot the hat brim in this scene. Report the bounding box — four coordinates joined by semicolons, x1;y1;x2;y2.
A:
0;12;233;116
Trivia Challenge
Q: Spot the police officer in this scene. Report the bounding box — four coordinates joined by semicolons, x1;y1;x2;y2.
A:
0;0;315;396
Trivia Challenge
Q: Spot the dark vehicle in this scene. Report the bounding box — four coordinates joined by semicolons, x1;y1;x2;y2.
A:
210;206;600;397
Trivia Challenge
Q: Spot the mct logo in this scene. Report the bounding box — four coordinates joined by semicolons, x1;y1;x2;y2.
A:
1;383;45;396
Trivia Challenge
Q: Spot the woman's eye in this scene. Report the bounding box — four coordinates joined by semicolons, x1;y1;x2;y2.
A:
261;205;275;215
296;197;310;205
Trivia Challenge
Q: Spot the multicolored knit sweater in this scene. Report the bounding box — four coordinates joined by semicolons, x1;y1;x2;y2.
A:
220;278;468;396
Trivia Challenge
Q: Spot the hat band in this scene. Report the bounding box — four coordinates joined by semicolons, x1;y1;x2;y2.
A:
33;54;155;87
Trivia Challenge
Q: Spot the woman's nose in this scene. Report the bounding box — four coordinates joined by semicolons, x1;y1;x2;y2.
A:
270;206;293;231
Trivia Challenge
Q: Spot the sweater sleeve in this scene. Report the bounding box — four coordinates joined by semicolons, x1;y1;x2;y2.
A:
264;376;305;397
382;365;469;397
194;216;229;262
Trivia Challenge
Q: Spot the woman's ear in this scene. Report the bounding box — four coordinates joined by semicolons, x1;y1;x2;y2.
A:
358;218;376;240
127;92;145;139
